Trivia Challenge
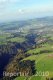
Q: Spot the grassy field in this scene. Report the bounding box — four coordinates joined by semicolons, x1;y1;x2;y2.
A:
27;43;53;55
0;34;11;40
0;33;12;44
14;76;26;80
14;76;45;80
14;53;53;80
0;33;26;44
8;37;26;43
14;42;53;80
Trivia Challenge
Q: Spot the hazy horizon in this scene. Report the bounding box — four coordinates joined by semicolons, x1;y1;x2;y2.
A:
0;0;53;22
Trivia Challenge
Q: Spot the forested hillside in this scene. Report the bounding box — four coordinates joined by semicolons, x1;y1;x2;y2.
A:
0;17;53;80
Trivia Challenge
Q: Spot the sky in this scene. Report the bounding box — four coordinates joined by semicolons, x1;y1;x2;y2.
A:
0;0;53;22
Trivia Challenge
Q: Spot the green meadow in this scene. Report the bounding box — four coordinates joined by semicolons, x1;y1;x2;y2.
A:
14;43;53;80
8;37;26;43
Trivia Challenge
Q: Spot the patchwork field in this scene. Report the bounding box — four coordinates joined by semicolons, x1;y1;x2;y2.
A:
0;17;53;80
